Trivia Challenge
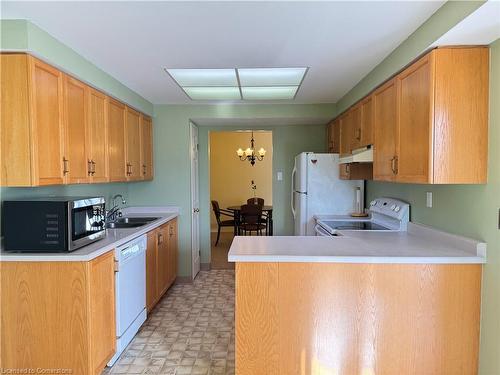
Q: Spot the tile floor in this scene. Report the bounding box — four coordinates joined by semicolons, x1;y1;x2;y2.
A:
103;270;235;375
210;232;235;270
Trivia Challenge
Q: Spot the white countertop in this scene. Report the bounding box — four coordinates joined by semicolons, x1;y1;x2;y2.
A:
228;222;486;264
0;206;180;262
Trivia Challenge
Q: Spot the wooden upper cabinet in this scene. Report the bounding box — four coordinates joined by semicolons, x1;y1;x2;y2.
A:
396;54;432;183
141;115;154;180
431;47;488;184
339;114;352;156
373;78;398;182
360;96;374;147
326;120;340;154
107;98;127;182
88;89;109;183
125;107;142;180
30;56;66;186
392;47;488;184
350;104;362;151
63;75;90;184
1;54;32;186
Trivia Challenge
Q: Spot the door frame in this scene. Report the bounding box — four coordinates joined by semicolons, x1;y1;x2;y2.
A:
190;121;201;280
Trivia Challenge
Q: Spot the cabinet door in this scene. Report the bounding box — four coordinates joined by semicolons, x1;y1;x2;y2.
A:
63;75;89;184
350;105;362;151
327;119;341;154
125;107;142;180
397;54;433;183
146;230;158;312
339;164;350;180
1;54;32;186
156;224;170;297
373;79;398;181
141;115;154;180
88;89;109;183
168;219;178;285
360;96;374;147
339;114;352;156
29;56;65;186
107;98;127;182
89;251;116;374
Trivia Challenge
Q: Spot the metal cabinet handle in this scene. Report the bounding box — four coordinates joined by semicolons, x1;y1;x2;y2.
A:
158;233;163;245
63;157;69;175
356;128;361;141
345;164;350;174
91;160;96;174
143;164;147;176
126;163;132;176
391;156;399;175
193;208;200;213
87;159;92;176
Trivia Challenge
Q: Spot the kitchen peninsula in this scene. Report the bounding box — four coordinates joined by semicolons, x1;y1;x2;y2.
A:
229;223;486;375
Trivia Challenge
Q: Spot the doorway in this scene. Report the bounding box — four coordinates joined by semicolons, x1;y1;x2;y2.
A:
209;130;273;269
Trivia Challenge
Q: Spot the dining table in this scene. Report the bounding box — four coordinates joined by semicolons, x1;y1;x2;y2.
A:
227;205;273;236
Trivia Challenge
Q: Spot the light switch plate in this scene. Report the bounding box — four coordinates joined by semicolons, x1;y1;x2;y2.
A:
277;171;283;181
426;192;433;208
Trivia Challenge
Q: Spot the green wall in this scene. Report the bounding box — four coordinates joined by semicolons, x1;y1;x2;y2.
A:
334;1;498;372
127;104;336;276
0;19;153;115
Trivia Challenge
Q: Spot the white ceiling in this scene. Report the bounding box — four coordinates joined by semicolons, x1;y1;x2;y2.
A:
2;1;445;105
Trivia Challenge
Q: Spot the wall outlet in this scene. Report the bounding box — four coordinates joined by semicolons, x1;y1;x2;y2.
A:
277;171;283;181
426;192;433;208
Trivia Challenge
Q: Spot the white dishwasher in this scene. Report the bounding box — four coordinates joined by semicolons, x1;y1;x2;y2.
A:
108;234;147;366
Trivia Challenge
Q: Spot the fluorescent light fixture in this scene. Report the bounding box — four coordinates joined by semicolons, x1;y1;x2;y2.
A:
241;86;299;100
165;67;308;101
238;68;307;86
183;87;241;100
166;68;237;87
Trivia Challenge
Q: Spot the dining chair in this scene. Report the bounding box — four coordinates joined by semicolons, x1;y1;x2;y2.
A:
247;197;268;233
211;200;235;246
247;197;265;206
239;204;266;236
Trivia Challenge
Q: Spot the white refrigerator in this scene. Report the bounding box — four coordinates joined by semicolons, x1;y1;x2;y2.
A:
292;152;364;236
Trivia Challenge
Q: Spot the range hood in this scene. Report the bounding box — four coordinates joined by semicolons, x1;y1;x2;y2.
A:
339;146;373;164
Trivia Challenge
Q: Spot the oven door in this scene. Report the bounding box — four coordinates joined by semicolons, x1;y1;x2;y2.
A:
69;197;106;250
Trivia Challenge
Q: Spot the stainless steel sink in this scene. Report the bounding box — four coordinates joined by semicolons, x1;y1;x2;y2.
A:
106;217;159;229
115;217;159;224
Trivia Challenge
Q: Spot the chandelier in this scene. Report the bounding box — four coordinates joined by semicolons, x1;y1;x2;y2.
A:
236;131;266;166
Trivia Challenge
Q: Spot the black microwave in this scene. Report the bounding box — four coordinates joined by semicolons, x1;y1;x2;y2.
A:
2;197;106;252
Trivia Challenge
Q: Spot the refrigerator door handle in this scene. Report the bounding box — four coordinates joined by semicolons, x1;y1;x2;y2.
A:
291;165;297;218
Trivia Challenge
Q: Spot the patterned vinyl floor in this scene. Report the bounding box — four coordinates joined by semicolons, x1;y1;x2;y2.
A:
104;270;235;375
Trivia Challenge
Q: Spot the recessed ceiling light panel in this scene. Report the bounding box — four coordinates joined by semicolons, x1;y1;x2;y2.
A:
183;87;241;100
165;67;307;101
166;68;237;87
238;67;307;86
241;86;299;100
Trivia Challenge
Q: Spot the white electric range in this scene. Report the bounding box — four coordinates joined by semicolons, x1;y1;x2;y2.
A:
315;197;410;236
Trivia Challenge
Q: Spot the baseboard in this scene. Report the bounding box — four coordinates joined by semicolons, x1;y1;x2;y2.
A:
201;263;211;271
175;276;192;284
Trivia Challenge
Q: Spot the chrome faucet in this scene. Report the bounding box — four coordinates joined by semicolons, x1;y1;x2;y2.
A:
107;194;127;222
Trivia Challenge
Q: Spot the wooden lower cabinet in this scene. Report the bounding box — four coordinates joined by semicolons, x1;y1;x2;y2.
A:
0;251;116;375
236;262;482;375
146;219;178;312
